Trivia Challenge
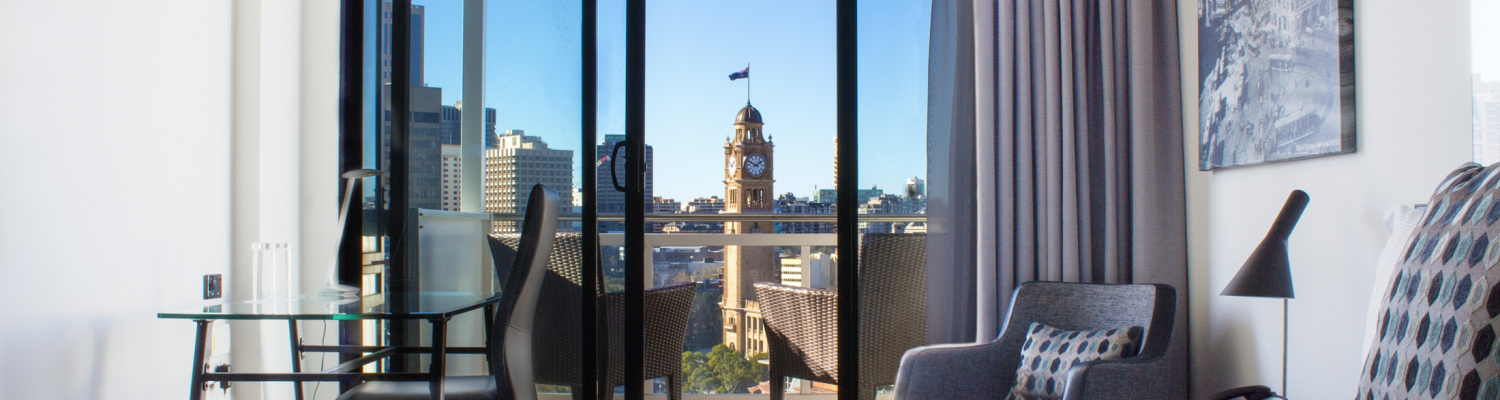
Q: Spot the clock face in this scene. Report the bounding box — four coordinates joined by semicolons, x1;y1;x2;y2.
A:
744;153;766;177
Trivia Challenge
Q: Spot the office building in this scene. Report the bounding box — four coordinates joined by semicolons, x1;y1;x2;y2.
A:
595;134;653;232
780;252;833;289
440;144;462;211
484;131;575;232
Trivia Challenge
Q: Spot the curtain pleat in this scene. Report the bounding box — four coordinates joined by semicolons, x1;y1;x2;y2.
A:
989;0;1186;397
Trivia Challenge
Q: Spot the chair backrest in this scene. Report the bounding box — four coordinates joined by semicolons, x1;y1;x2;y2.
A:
487;184;559;400
1356;163;1500;400
991;282;1175;390
857;233;928;387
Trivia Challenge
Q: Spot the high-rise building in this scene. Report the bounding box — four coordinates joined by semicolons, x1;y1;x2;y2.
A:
595;134;653;232
378;1;439;211
440;105;462;145
1475;74;1500;163
380;2;424;86
443;102;500;148
721;102;776;355
380;85;444;212
485;108;499;149
440;144;462;211
484;130;575;232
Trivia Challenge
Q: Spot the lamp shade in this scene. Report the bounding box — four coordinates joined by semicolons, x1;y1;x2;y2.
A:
1221;190;1309;299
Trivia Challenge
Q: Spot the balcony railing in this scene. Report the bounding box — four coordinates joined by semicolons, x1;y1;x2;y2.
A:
363;213;922;399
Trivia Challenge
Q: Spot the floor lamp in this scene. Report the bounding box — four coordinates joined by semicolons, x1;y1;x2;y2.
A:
319;168;383;298
1221;189;1308;400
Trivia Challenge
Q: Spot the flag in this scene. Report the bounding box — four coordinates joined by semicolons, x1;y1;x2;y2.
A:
728;67;749;81
595;155;610;167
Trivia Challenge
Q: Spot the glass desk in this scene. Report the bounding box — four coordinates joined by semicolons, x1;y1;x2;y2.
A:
159;291;503;400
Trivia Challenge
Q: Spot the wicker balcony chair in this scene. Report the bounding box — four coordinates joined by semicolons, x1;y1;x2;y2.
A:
753;233;927;400
491;232;696;400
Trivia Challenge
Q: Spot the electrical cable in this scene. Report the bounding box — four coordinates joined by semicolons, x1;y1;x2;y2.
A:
310;321;330;398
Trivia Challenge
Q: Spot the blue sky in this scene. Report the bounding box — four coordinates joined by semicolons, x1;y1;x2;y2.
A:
414;0;930;202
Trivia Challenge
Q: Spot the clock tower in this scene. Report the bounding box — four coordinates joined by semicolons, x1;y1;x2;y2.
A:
722;102;776;354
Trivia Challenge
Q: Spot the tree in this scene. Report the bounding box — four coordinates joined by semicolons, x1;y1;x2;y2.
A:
680;344;765;394
681;351;717;394
683;291;723;351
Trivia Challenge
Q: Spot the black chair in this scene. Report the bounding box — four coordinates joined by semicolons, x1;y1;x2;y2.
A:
890;282;1176;400
337;184;561;400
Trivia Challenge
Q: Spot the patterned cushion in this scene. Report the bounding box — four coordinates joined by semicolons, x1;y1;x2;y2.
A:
1005;322;1143;400
1357;163;1500;400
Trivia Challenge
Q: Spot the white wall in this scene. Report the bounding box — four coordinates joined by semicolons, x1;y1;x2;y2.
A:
0;1;233;399
0;1;340;399
1179;1;1475;399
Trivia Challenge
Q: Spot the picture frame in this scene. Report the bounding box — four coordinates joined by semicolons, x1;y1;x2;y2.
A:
1198;0;1356;170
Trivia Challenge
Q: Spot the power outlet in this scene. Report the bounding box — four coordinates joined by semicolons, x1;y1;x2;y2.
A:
204;274;222;299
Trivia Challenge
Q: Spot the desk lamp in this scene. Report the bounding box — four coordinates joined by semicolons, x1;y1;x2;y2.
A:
1221;189;1308;400
319;168;383;297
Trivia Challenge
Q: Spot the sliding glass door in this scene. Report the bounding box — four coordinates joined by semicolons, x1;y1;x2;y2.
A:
343;1;932;399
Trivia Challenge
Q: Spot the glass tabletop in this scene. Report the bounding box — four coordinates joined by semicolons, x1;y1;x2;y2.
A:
158;291;503;321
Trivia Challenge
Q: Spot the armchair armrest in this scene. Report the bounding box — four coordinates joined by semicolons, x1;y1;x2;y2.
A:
890;341;1008;400
1061;348;1172;400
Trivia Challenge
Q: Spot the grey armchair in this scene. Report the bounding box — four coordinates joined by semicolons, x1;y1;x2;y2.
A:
891;282;1175;400
754;233;927;400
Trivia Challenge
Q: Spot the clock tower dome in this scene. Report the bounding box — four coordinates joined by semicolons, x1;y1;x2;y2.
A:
722;102;776;353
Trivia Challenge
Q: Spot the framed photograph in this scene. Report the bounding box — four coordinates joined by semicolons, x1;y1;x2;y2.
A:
1198;0;1356;170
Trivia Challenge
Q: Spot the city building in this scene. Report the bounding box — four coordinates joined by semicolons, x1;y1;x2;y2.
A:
440;144;462;211
440;102;499;148
380;84;444;211
652;197;682;232
1476;74;1500;163
686;196;725;213
484;130;575;232
906;176;926;198
721;102;776;355
440;105;461;145
775;193;835;234
375;2;442;211
381;2;423;85
779;252;834;289
813;186;885;204
595;134;653;232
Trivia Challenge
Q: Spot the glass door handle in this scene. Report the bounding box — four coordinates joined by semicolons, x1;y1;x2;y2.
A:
610;141;629;192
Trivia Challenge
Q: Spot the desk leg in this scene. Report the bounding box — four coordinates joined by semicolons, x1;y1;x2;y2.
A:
189;320;209;400
290;320;304;400
482;304;495;373
430;318;448;400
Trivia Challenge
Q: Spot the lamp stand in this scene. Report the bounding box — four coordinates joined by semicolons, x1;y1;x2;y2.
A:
1282;298;1288;398
318;176;362;297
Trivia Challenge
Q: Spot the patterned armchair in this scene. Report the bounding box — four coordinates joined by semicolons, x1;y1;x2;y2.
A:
753;233;927;400
491;233;696;400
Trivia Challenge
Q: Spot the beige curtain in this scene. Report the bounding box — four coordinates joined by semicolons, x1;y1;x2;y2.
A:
987;0;1188;397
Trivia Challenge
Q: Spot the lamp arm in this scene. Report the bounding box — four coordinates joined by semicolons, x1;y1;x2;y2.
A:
328;178;358;287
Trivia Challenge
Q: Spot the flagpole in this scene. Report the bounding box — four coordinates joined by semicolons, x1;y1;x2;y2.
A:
746;63;751;104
